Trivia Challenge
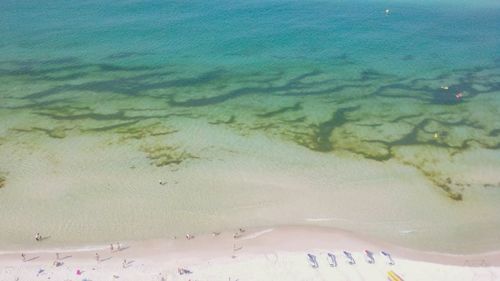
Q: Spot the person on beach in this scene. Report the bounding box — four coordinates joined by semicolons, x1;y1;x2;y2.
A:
35;233;41;241
21;253;25;262
122;259;127;268
110;243;114;251
95;253;100;262
178;268;191;275
186;233;193;240
117;242;121;251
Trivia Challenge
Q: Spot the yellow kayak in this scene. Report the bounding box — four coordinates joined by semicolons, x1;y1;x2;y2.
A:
387;270;404;281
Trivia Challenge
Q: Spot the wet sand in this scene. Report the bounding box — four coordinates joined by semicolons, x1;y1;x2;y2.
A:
1;226;499;281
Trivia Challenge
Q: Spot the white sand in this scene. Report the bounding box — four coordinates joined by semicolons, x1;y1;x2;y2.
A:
1;226;499;281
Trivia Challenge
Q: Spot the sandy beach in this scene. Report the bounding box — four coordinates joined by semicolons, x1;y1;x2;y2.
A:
1;1;499;280
1;226;499;281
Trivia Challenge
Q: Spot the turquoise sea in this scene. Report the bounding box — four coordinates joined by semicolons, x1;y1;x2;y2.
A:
0;0;499;252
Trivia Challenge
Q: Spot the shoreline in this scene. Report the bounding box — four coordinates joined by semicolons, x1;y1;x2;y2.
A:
2;226;499;280
2;225;500;266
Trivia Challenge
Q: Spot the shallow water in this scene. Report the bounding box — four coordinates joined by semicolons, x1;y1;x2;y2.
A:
0;0;499;253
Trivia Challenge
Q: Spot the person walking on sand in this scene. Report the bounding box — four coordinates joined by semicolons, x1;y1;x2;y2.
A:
110;243;114;252
21;253;25;262
117;242;121;251
95;253;100;263
122;259;127;268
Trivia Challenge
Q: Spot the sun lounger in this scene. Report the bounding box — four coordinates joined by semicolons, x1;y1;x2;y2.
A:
343;251;355;265
307;253;319;268
364;250;375;264
381;251;395;265
327;253;337;267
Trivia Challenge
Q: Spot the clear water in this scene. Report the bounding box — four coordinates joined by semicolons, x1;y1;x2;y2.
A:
0;0;499;252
